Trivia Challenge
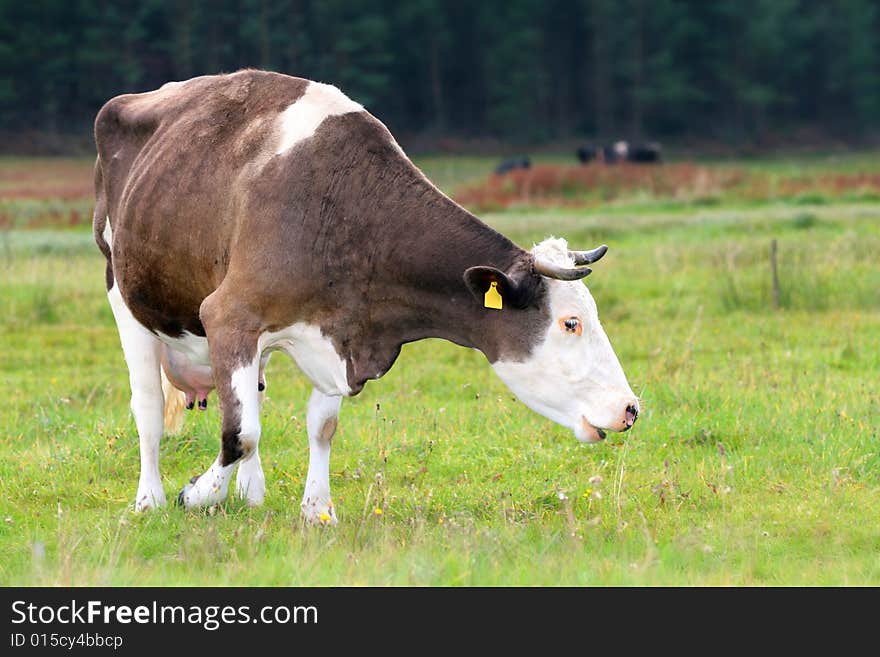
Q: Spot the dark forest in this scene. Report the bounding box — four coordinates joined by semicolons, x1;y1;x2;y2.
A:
2;0;879;148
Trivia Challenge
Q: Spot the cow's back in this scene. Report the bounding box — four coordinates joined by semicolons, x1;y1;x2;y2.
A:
94;70;309;337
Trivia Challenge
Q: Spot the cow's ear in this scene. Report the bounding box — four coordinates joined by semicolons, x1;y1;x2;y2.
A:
463;266;539;309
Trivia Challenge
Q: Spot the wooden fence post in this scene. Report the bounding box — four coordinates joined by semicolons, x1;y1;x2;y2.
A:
771;239;780;310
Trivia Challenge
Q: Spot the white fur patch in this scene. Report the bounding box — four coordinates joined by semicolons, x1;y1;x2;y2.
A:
230;354;262;454
156;330;211;367
102;217;112;247
275;81;364;155
259;322;350;396
530;236;575;267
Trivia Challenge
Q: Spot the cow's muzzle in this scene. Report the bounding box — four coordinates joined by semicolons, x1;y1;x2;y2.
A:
623;403;639;430
579;400;639;442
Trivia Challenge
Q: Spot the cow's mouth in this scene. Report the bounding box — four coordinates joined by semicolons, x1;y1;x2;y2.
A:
578;416;607;443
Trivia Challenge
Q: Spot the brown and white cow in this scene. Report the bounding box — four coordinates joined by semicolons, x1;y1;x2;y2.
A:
93;70;639;522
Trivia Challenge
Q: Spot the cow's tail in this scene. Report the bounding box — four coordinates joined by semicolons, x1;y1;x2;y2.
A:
161;368;186;435
92;156;116;290
93;157;110;259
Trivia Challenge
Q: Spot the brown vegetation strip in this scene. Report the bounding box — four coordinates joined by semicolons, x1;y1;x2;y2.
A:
453;163;880;211
4;159;880;227
0;159;93;200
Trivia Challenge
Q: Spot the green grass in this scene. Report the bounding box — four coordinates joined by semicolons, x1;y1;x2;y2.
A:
1;158;879;585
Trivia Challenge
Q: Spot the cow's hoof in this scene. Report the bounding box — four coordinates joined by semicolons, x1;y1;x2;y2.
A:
135;492;166;512
135;483;167;512
301;498;338;526
236;478;265;507
176;475;201;507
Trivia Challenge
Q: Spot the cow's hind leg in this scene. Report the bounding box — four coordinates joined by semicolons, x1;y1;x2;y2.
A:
108;283;166;511
301;388;342;525
178;302;262;508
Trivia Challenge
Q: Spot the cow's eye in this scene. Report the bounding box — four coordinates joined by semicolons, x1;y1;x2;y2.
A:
562;317;580;333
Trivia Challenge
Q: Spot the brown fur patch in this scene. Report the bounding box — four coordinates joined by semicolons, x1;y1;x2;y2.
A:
320;417;338;444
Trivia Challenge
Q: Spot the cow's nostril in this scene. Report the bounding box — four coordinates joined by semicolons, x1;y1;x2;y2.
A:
624;404;639;429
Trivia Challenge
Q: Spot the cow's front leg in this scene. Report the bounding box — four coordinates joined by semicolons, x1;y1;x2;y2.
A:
179;319;262;509
235;353;271;505
301;388;342;525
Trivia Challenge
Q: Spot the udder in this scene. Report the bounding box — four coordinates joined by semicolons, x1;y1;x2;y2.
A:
160;346;268;411
161;346;214;410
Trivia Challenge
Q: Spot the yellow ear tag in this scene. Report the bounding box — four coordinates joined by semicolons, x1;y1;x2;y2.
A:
484;281;503;310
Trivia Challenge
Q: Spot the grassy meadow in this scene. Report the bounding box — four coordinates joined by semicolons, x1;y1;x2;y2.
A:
0;154;878;585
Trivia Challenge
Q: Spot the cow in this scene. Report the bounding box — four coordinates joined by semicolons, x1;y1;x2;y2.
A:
599;141;662;164
93;70;639;523
576;145;597;164
601;141;629;164
628;142;662;163
494;156;531;175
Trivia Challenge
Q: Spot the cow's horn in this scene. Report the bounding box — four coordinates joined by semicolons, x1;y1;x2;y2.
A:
533;257;593;281
569;244;608;266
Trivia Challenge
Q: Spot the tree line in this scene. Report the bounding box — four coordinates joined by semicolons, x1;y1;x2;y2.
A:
1;0;879;147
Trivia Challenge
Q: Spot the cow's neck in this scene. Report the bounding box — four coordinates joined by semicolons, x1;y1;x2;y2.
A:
382;209;521;346
342;175;534;393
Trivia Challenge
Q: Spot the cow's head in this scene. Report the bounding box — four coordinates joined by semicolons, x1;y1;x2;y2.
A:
465;238;639;443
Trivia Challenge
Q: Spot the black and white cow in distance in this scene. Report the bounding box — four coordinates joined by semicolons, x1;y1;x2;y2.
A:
93;70;639;523
597;141;662;164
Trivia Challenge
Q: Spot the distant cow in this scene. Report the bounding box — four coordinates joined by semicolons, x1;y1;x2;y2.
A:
601;141;630;164
495;156;531;175
576;145;597;164
628;142;662;163
600;140;662;164
93;70;639;523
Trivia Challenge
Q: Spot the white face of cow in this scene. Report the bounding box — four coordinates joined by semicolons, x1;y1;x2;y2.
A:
492;239;639;443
